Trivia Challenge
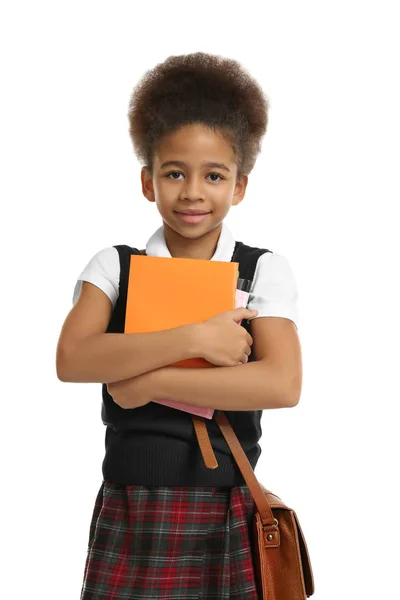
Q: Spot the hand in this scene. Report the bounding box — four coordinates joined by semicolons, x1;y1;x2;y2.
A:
195;307;258;367
107;371;155;410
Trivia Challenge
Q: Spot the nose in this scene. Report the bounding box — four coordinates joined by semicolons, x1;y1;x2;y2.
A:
179;174;205;201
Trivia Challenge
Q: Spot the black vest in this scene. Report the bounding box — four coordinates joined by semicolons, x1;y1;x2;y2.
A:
101;241;272;486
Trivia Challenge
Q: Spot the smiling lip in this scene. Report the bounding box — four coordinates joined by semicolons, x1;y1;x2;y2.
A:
175;211;211;224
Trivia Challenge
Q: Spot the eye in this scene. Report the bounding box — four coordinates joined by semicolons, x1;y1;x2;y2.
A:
165;171;224;182
207;173;223;182
166;171;184;180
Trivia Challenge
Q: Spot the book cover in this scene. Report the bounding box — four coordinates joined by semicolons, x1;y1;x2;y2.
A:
124;253;239;418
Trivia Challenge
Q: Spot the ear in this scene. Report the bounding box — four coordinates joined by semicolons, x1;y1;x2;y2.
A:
232;173;248;207
141;167;155;202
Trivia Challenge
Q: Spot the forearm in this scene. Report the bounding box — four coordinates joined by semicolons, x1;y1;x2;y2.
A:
57;324;199;384
150;360;296;411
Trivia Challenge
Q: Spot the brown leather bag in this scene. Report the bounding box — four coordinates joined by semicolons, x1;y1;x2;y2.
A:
192;412;315;599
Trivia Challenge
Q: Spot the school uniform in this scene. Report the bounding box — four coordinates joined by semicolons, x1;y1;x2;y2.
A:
74;221;299;599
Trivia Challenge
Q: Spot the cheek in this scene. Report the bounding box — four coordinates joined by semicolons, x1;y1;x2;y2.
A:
152;181;175;204
155;178;177;196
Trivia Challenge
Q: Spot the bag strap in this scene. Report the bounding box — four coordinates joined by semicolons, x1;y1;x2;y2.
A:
193;413;316;594
191;241;277;528
192;414;279;535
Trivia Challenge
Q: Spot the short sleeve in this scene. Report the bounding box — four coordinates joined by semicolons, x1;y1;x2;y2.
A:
246;252;299;329
72;247;120;309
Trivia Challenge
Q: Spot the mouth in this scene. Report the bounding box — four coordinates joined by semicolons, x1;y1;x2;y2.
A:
174;211;212;224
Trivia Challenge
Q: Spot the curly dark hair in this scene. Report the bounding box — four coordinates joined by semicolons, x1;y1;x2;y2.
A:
128;52;269;180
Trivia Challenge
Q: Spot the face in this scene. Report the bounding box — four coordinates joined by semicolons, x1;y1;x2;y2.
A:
141;123;248;259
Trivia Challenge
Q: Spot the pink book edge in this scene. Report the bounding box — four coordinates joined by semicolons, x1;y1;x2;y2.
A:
153;398;214;419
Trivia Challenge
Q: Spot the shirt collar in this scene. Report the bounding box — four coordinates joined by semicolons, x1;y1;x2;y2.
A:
145;220;236;261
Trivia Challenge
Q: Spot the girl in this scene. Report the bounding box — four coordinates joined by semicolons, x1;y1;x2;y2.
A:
56;52;302;599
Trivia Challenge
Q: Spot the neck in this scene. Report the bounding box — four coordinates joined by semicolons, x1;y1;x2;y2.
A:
162;221;223;260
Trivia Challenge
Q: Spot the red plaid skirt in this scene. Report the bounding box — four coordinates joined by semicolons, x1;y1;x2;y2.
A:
80;480;259;599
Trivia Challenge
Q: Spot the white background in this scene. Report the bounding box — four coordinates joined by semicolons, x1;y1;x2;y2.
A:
1;1;399;598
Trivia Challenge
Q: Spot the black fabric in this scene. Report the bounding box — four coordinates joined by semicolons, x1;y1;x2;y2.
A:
101;241;272;486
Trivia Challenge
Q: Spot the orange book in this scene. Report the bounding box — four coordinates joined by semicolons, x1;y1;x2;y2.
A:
124;254;239;418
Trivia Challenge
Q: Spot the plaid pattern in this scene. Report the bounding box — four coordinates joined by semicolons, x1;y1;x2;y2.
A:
80;480;259;599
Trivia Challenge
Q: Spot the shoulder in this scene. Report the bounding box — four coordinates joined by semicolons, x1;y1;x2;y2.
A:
247;250;299;329
254;251;298;285
72;246;120;308
77;246;120;276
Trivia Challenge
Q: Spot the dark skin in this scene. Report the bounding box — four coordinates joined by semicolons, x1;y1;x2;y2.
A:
140;123;248;260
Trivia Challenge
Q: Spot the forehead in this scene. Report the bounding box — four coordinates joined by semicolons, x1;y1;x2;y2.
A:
154;124;235;165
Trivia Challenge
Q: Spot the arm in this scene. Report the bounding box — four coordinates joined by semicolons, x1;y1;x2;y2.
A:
56;281;200;384
59;326;200;384
148;359;297;411
117;316;302;411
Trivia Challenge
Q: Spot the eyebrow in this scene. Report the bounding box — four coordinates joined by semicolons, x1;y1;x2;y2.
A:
160;160;231;173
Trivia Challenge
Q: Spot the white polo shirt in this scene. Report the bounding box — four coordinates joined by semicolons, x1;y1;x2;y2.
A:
73;221;299;329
